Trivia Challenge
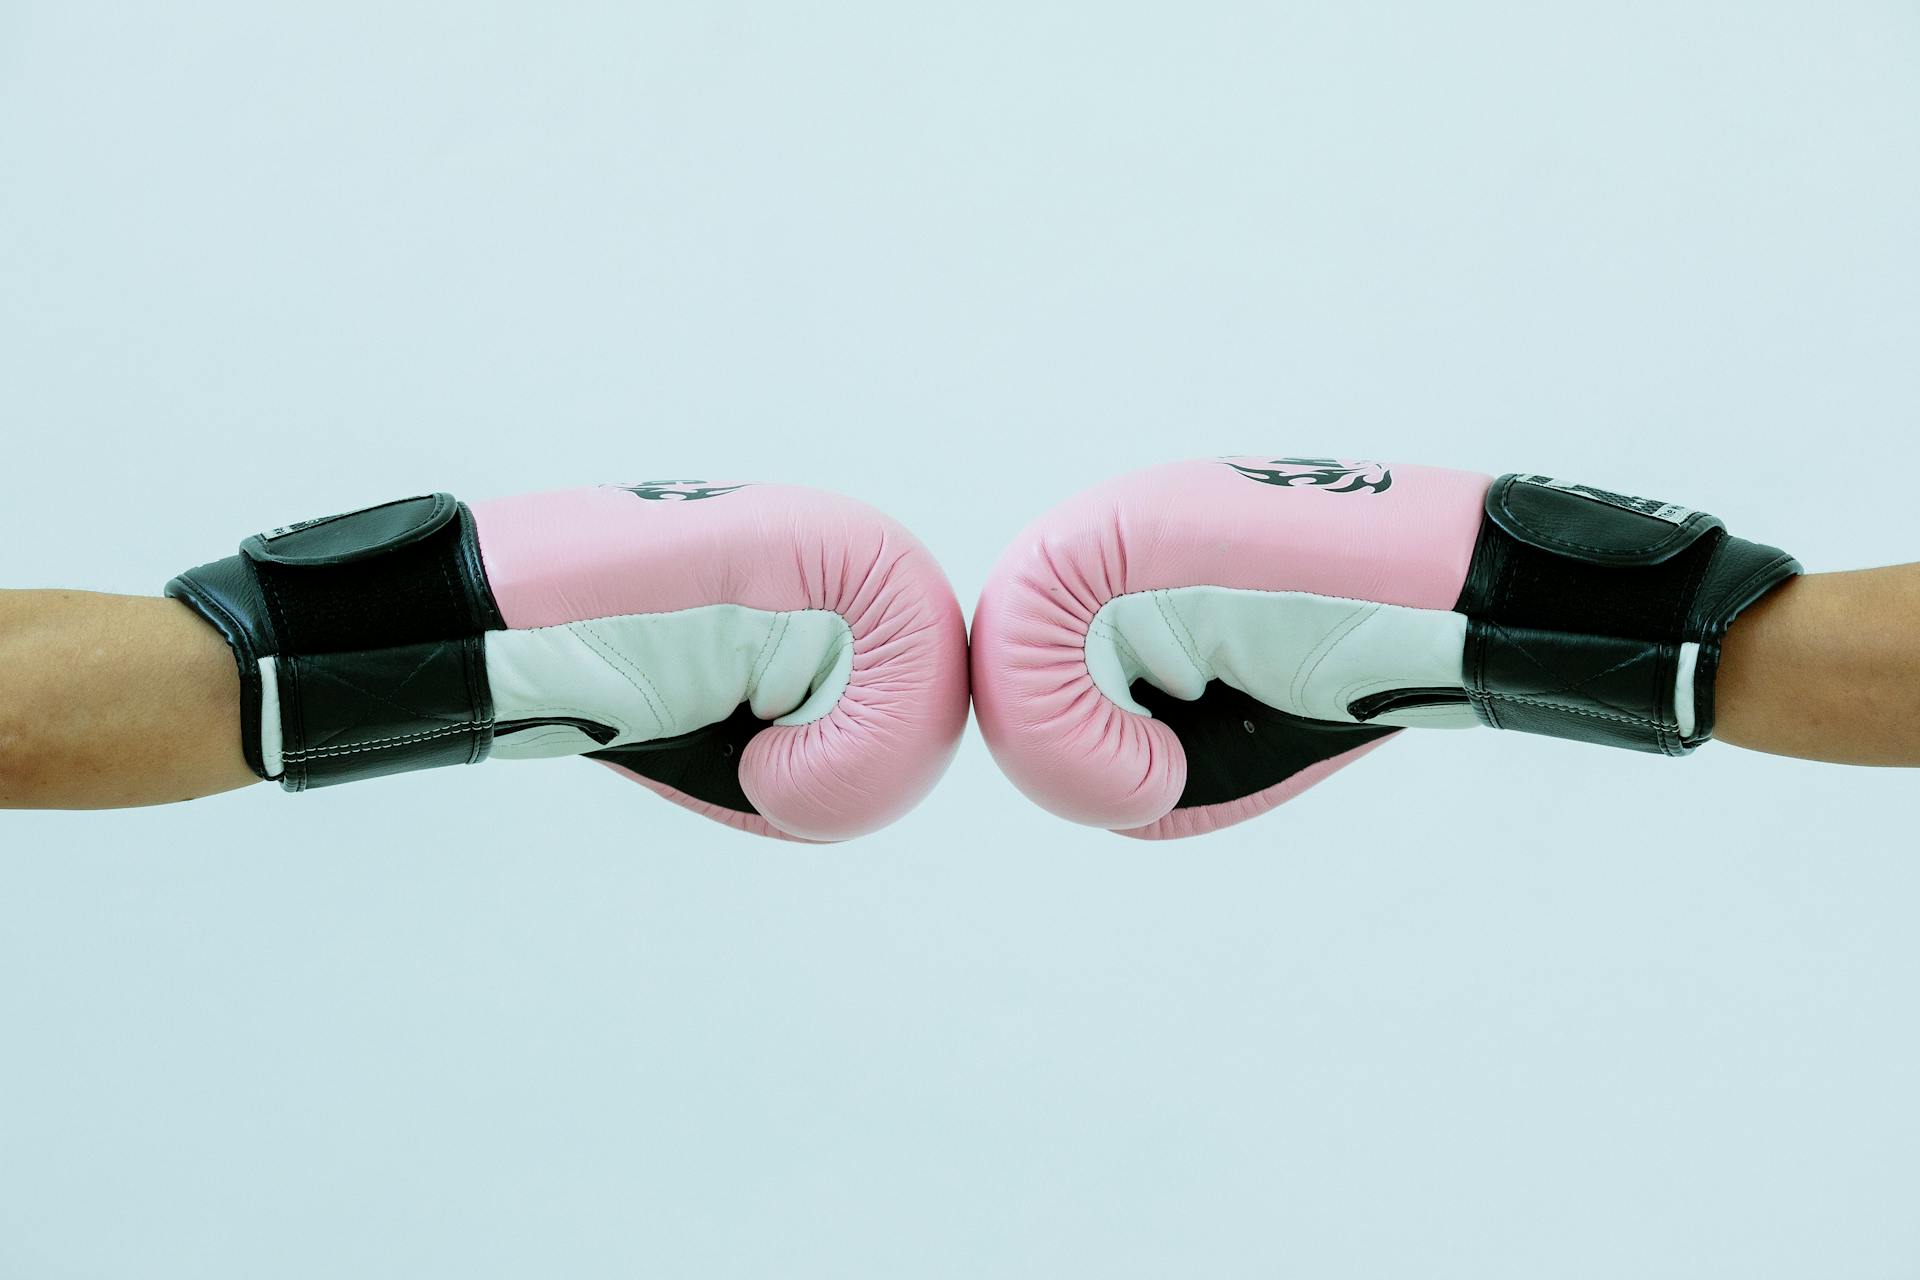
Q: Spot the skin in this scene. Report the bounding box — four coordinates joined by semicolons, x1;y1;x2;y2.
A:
0;567;1914;809
1713;564;1920;765
0;591;255;807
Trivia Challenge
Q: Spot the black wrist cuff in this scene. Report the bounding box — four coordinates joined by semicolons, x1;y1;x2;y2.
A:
1456;473;1799;754
165;493;506;789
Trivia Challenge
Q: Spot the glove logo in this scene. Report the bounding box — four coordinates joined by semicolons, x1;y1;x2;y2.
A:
1223;457;1393;494
613;481;751;502
1512;475;1697;525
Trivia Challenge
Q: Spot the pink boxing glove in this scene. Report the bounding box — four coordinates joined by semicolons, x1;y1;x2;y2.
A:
971;458;1798;839
168;480;968;841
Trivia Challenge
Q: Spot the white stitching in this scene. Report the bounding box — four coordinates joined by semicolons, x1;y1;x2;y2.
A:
284;720;485;759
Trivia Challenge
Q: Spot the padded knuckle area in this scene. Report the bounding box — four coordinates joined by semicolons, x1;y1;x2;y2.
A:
472;483;969;840
973;568;1187;832
752;540;968;840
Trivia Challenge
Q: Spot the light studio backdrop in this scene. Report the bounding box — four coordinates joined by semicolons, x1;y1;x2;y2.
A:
2;2;1916;1277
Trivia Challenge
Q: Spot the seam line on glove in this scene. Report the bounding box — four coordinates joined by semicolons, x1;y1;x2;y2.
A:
283;720;486;760
574;621;673;736
1475;691;1670;729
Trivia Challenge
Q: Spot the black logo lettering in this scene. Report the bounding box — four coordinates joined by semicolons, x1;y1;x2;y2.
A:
1223;457;1392;494
613;481;750;502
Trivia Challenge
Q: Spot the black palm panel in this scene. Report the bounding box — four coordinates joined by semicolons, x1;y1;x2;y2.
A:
586;702;765;814
1130;680;1399;809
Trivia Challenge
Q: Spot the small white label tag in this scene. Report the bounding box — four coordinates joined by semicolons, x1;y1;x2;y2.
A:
1515;475;1696;525
258;514;340;541
257;496;430;542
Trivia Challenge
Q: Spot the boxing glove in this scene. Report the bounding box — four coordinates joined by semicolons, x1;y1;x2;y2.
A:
971;457;1799;839
168;481;968;841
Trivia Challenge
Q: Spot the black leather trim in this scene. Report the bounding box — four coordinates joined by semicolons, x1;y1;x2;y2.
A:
1347;687;1471;722
456;504;508;632
1457;474;1799;754
1678;536;1801;749
1484;473;1722;566
276;636;493;790
164;560;272;778
495;716;621;747
589;702;766;815
244;496;497;656
242;493;460;566
1132;680;1398;810
165;493;507;789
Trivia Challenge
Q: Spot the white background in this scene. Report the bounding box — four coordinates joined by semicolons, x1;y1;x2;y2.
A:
2;2;1917;1276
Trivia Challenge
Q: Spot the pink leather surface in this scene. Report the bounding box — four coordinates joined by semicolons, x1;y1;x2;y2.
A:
473;483;969;842
970;458;1492;835
1112;736;1397;840
601;767;829;844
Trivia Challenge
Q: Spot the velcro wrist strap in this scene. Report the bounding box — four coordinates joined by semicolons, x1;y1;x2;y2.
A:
165;493;506;789
1457;474;1799;754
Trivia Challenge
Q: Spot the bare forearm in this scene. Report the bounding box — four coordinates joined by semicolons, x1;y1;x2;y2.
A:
0;590;255;807
1716;565;1920;765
